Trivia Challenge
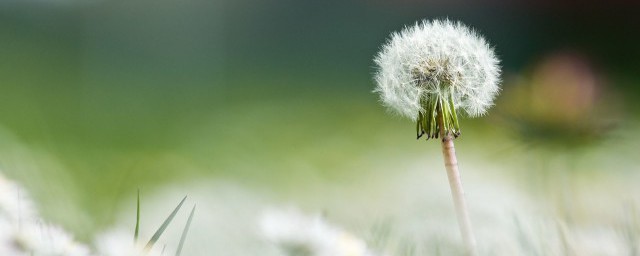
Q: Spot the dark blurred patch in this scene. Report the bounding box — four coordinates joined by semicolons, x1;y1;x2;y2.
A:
496;51;622;148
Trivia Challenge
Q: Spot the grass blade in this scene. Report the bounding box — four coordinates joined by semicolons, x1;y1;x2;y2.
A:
135;189;140;242
175;205;196;256
144;195;187;252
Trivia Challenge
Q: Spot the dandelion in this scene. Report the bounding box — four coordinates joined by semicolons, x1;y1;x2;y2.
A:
374;19;500;139
373;19;501;255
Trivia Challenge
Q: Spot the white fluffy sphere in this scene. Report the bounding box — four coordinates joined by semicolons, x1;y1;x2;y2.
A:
374;19;501;120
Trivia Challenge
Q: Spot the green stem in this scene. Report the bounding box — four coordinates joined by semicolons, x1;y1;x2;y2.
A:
416;91;462;140
448;88;460;136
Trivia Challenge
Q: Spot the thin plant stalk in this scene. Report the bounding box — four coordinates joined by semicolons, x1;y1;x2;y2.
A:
437;105;477;256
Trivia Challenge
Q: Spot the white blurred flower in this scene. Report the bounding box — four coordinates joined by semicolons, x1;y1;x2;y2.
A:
94;228;166;256
0;173;38;222
374;19;500;138
12;222;90;256
0;171;90;256
260;208;377;256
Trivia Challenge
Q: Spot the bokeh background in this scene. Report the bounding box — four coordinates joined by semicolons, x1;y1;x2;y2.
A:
1;0;639;254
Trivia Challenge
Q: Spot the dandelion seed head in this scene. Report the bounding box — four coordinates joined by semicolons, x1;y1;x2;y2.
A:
374;19;501;121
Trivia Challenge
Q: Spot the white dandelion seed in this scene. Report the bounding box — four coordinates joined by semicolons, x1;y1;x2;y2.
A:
374;19;500;138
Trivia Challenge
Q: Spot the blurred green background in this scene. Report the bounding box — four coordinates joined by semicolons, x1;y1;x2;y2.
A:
1;0;639;242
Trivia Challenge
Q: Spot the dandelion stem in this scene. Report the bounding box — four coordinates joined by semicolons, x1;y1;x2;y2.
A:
437;106;477;256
